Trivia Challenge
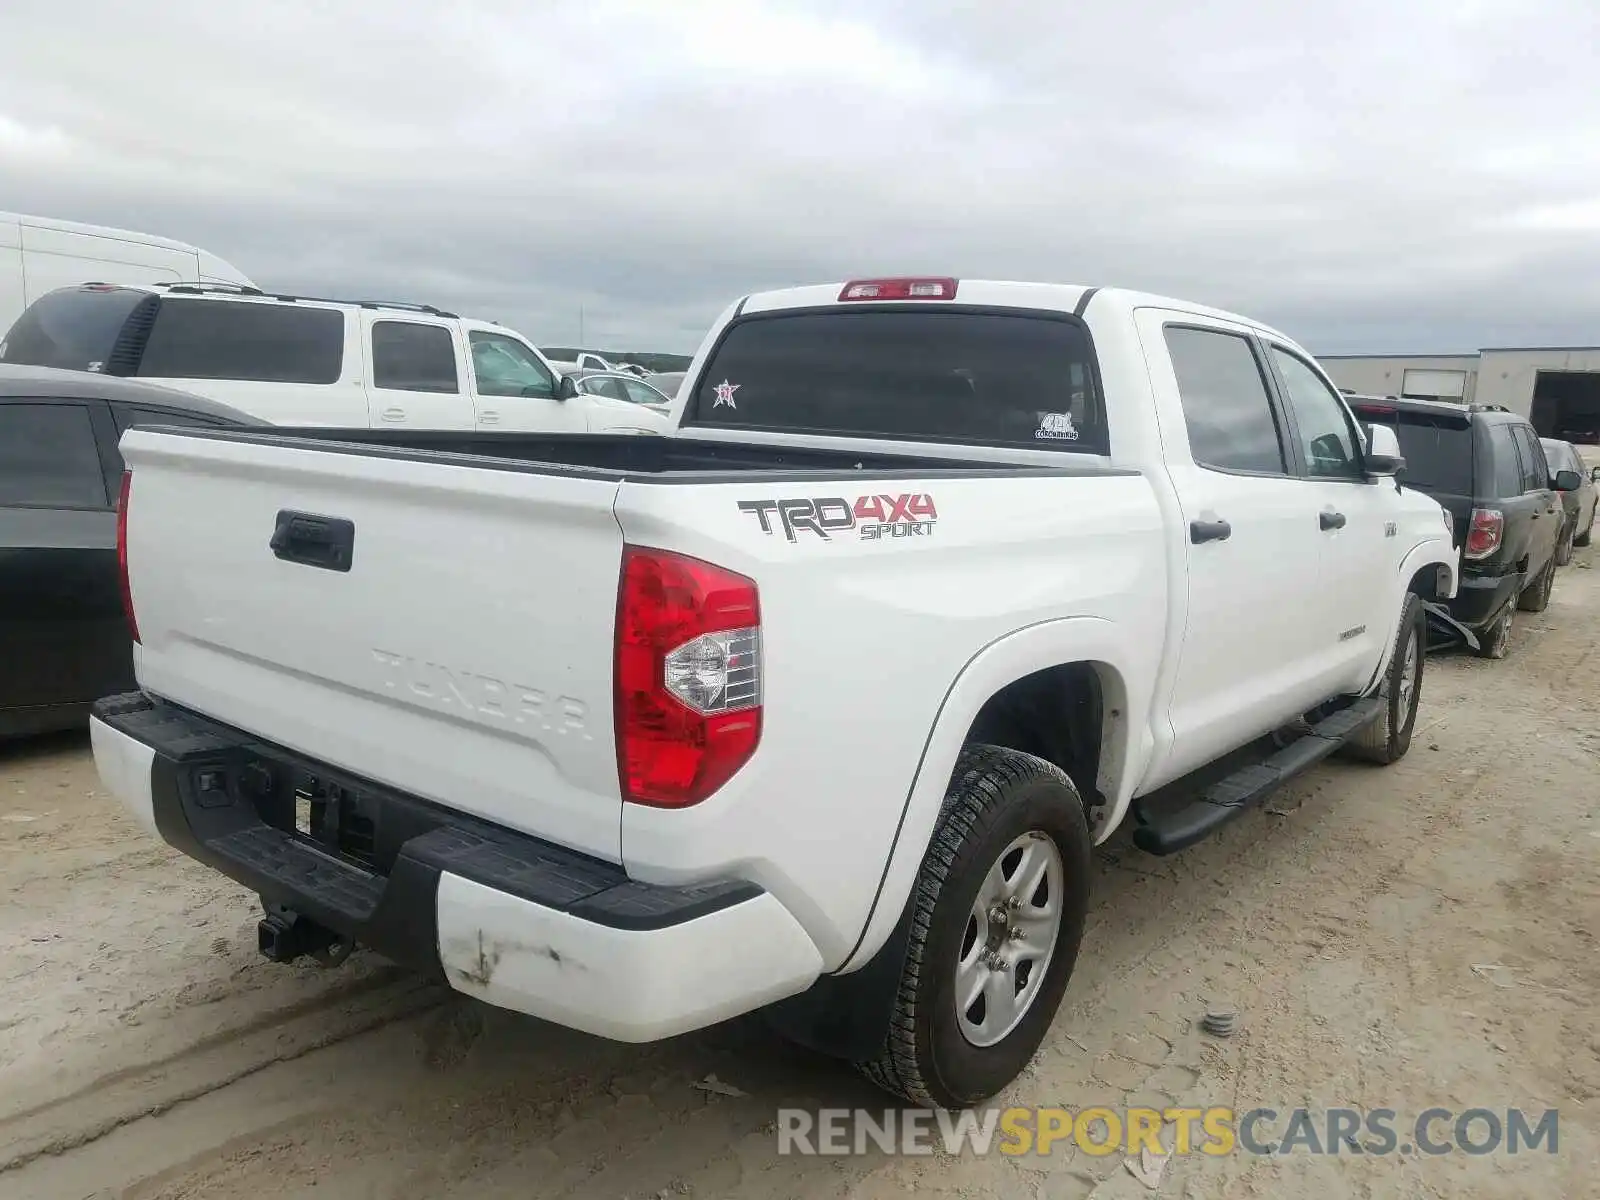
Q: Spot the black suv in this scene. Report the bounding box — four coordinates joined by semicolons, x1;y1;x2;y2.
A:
0;364;259;737
1349;395;1582;659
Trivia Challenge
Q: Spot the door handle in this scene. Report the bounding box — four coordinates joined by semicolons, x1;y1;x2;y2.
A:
1320;510;1347;531
269;510;355;573
479;410;501;424
1190;518;1231;544
380;407;406;423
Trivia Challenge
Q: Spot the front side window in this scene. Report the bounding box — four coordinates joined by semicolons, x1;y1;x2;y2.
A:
139;299;344;384
0;402;108;508
1164;326;1285;474
622;378;669;406
371;321;459;394
1270;347;1364;481
469;331;555;398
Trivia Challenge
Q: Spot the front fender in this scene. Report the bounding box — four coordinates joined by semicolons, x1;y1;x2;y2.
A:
836;615;1158;974
1362;533;1458;695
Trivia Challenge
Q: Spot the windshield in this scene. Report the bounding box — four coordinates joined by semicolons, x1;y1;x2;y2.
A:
0;286;150;372
1355;406;1473;494
685;308;1105;453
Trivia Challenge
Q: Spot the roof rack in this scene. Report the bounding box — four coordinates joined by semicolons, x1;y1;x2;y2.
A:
157;282;458;319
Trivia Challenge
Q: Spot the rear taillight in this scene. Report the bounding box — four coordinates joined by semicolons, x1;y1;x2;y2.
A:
1465;507;1503;560
838;277;958;301
116;470;139;643
615;547;761;808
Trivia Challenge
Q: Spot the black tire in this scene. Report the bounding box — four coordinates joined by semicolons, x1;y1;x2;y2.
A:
1344;592;1425;765
1557;522;1575;566
1518;554;1556;613
1576;516;1593;548
857;745;1091;1109
1474;602;1513;659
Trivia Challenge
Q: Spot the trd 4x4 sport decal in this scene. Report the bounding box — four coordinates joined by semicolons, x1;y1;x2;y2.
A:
737;493;938;543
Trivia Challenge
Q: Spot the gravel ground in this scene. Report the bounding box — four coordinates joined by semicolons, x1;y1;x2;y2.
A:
2;552;1597;1199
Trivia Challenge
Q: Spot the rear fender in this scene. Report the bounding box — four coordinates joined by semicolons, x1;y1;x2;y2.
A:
836;616;1154;974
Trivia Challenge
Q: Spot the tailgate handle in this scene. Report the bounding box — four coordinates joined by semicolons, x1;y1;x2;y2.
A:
270;510;355;573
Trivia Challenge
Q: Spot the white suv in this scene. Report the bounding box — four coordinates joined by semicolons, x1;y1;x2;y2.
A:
0;282;670;435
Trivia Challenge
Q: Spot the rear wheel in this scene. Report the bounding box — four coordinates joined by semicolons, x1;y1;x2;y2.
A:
1518;555;1556;613
858;745;1091;1109
1475;602;1513;659
1576;513;1594;548
1557;522;1576;566
1345;592;1425;765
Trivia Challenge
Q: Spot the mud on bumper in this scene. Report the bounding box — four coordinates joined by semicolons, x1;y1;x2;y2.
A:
90;692;823;1041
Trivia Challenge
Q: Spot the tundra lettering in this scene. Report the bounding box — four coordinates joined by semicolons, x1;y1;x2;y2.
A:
370;648;590;737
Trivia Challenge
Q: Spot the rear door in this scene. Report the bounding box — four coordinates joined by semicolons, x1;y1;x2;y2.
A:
1512;425;1561;573
1483;423;1541;577
0;397;127;720
1136;313;1328;786
1262;343;1393;694
363;316;475;430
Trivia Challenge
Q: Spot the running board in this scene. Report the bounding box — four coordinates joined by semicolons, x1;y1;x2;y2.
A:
1131;695;1386;856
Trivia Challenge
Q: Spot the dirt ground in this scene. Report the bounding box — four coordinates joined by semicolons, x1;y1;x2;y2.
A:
3;560;1598;1199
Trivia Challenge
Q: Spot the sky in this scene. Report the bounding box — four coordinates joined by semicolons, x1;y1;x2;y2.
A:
2;0;1599;356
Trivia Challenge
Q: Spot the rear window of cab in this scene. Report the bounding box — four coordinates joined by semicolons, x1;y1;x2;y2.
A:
684;309;1107;454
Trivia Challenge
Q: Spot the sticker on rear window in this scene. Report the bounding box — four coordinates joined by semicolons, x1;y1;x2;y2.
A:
1035;412;1078;441
712;379;741;409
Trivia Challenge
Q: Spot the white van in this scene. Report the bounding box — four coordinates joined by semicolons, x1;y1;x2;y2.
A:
0;282;671;434
0;211;252;334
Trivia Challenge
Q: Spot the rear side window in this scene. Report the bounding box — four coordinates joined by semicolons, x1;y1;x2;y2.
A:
138;299;344;384
1489;425;1524;498
1164;326;1285;473
1513;425;1547;491
0;286;149;372
372;321;459;393
0;402;108;508
1353;407;1473;495
686;310;1105;453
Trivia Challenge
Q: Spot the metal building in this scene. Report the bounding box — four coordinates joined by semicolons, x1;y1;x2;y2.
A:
1320;346;1600;442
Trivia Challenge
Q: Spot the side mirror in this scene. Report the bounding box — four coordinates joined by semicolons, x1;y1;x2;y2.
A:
1554;469;1582;492
1364;424;1405;477
556;375;579;401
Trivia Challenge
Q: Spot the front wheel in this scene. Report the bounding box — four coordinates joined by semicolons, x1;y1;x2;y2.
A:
1344;591;1425;765
858;745;1091;1109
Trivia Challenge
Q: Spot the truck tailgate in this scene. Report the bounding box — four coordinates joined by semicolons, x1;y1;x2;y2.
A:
119;430;627;863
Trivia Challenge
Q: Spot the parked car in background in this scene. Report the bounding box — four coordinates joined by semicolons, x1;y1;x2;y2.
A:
0;210;253;336
1540;437;1597;564
645;371;685;398
1349;395;1580;658
94;277;1457;1110
543;350;614;373
0;283;670;436
0;364;260;738
568;368;673;413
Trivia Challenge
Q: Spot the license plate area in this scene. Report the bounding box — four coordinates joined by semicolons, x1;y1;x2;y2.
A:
285;772;379;870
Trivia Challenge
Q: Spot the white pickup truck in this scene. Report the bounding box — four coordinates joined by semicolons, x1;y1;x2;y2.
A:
91;277;1457;1109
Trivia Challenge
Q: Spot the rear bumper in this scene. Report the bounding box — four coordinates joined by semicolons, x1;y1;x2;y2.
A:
90;692;823;1041
1448;571;1520;629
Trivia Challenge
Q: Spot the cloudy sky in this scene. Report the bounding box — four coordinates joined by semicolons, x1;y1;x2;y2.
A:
3;0;1598;355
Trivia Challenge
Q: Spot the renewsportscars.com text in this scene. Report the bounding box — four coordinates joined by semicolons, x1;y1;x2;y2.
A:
776;1106;1559;1158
